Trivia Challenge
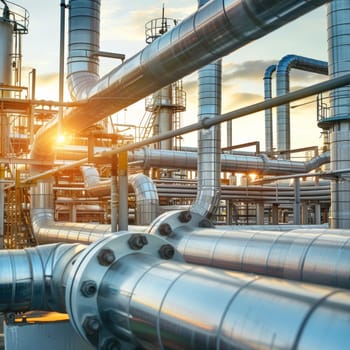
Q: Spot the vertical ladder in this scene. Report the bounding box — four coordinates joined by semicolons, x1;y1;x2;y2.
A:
5;180;37;249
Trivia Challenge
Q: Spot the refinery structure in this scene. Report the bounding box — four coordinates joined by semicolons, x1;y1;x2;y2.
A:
1;0;350;349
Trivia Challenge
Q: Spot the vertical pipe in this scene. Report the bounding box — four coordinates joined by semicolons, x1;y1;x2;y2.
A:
315;202;321;224
276;55;328;159
118;152;128;231
191;58;222;218
256;202;264;224
272;203;279;224
328;1;350;228
264;65;276;153
110;154;118;232
192;0;222;219
58;0;66;140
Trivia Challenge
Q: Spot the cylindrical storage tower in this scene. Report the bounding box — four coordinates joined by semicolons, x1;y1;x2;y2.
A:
327;1;350;228
0;18;13;85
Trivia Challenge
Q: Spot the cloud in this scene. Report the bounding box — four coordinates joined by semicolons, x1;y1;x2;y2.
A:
101;2;196;41
36;72;58;85
224;60;277;81
224;92;263;111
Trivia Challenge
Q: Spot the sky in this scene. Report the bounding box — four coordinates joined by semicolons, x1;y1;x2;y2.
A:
10;1;328;155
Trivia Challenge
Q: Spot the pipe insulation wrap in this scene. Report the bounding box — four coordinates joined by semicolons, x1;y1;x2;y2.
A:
327;0;350;228
192;59;222;218
149;211;350;290
0;243;85;313
98;253;350;349
31;0;327;161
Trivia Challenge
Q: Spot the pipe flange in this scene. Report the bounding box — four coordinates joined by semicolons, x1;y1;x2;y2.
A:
65;232;182;349
148;210;214;238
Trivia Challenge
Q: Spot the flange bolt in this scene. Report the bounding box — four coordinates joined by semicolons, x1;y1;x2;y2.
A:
83;316;100;336
158;223;172;236
97;249;116;266
159;244;175;260
81;280;97;297
178;211;192;223
128;234;148;250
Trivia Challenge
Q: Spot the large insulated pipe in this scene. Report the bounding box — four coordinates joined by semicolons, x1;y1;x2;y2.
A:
0;243;85;313
191;1;222;219
276;54;328;158
264;64;276;153
327;1;350;229
149;210;350;290
31;0;327;162
66;233;350;350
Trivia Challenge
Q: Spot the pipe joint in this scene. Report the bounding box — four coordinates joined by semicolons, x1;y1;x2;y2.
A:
66;233;182;348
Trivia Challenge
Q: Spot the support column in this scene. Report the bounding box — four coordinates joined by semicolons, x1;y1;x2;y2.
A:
118;152;128;231
110;154;118;232
315;203;321;224
293;178;301;224
271;203;279;224
256;202;264;225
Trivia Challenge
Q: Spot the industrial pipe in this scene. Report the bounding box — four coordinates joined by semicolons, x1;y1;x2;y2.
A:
149;210;350;290
276;54;328;158
0;243;85;313
264;64;276;153
327;1;350;228
66;233;350;350
31;0;328;162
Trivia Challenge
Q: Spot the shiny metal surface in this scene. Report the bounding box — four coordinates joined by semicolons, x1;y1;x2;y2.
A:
191;52;222;218
80;166;159;225
0;243;84;313
129;173;159;225
276;54;328;158
328;1;350;228
150;210;350;289
0;19;12;85
97;252;350;349
264;64;276;153
31;0;327;161
66;233;183;348
130;147;330;175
